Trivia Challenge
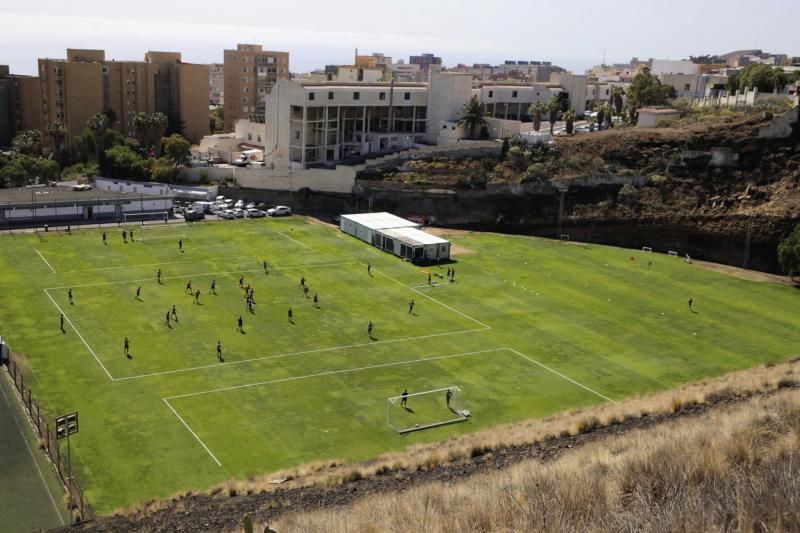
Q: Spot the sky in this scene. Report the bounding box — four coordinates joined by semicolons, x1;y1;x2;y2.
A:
2;0;799;75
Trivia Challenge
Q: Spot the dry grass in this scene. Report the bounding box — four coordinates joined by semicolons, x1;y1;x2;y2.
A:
273;388;800;532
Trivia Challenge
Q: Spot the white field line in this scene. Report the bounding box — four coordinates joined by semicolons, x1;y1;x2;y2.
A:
411;283;449;289
65;260;193;273
165;348;506;401
43;289;114;381
508;348;617;404
0;373;66;525
366;264;490;330
162;398;222;467
277;231;316;252
34;249;56;273
44;261;357;290
115;327;487;382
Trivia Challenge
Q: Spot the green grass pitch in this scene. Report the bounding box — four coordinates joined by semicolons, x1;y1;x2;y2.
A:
1;217;799;514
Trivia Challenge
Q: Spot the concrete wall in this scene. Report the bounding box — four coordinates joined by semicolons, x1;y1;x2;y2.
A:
95;177;173;196
178;63;212;143
426;71;473;143
179;165;357;194
651;60;699;76
758;106;799;138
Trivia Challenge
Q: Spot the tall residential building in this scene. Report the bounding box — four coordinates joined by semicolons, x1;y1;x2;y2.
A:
223;44;290;131
409;53;442;80
32;49;210;145
209;63;224;105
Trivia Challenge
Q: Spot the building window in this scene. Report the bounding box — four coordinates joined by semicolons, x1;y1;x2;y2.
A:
488;90;493;98
379;92;386;100
404;92;410;100
295;131;300;140
442;124;447;129
248;133;252;140
354;92;360;100
605;89;609;95
257;134;262;142
684;83;691;91
309;92;315;101
512;90;518;98
328;91;334;100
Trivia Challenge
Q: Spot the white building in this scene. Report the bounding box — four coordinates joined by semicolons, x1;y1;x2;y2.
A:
340;212;420;244
651;60;699;76
339;212;450;262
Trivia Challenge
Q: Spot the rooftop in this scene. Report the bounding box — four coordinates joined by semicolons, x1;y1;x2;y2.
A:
378;226;449;246
341;212;421;230
0;185;170;208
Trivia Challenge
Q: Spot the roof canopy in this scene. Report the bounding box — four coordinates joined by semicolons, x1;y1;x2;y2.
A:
378;226;449;246
341;212;420;231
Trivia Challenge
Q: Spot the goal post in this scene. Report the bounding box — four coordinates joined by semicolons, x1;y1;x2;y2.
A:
642;246;653;253
123;211;169;225
386;386;470;434
560;234;570;242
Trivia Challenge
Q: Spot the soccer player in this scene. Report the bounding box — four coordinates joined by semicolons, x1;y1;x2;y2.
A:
209;279;216;294
171;305;178;321
447;267;451;279
303;285;309;298
239;275;244;288
446;388;453;408
400;389;408;408
367;321;374;337
157;269;162;283
367;262;372;275
428;272;432;285
300;276;306;287
688;298;693;310
288;307;293;323
185;280;192;294
68;288;73;305
102;232;107;245
313;293;319;308
60;312;64;332
408;299;415;314
237;315;243;333
123;337;130;357
451;268;455;281
216;340;223;361
122;230;127;243
165;311;170;327
194;289;201;304
135;286;141;300
130;229;134;242
263;260;268;274
178;239;183;252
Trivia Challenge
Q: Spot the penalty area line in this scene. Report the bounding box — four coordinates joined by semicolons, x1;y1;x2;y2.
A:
42;289;114;381
162;398;223;467
508;348;617;404
277;231;316;252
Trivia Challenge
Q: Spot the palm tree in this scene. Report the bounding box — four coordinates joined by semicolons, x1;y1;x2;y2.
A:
610;86;624;116
151;112;169;156
457;95;488;139
596;105;607;130
133;112;169;156
46;121;67;166
563;109;577;134
86;113;109;163
547;95;562;135
528;101;545;132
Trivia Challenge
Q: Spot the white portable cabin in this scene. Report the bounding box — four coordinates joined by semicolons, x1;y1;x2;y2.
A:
375;226;451;262
339;212;420;245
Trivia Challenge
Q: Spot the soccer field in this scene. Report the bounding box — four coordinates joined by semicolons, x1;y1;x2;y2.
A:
1;217;799;514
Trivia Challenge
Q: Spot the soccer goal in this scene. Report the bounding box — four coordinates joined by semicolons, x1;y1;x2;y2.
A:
560;234;570;242
642;246;653;253
387;386;470;434
123;211;169;225
668;250;679;257
136;234;188;244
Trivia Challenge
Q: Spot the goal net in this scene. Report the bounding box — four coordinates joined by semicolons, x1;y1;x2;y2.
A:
560;234;570;241
136;234;188;244
387;386;469;434
123;211;169;225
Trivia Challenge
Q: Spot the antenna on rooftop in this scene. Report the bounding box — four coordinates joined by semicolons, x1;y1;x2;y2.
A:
602;49;606;66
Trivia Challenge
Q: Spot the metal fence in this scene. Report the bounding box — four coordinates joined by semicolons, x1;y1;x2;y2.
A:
2;351;91;522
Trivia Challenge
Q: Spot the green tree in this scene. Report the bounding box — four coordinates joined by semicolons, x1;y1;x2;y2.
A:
726;71;741;93
546;95;561;134
778;224;800;277
457;95;488;139
86;113;109;163
210;106;224;133
133;112;169;156
625;67;677;124
161;134;191;167
46;121;68;167
610;86;625;116
596;105;607;129
11;129;43;156
528;101;545;132
737;64;788;93
563;109;577;134
104;145;150;179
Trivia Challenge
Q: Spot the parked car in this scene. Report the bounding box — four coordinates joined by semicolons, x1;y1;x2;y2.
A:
246;208;266;218
267;206;292;217
218;209;236;219
234;200;244;209
234;156;249;167
245;203;256;209
248;161;266;168
233;208;245;218
184;209;205;222
207;157;224;165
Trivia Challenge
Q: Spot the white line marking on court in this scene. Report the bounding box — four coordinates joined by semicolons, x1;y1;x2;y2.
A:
162;398;222;467
165;348;505;401
508;348;617;404
44;261;357;290
0;374;66;525
277;231;316;252
34;249;56;273
65;260;193;273
43;289;115;381
115;327;488;381
365;264;490;330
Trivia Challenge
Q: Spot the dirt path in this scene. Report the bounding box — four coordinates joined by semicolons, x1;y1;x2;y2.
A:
693;259;794;285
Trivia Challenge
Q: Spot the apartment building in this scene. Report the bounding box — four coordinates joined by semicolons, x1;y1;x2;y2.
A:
264;80;429;168
33;49;210;145
223;44;290;131
1;66;43;147
409;53;442;80
209;63;224;105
